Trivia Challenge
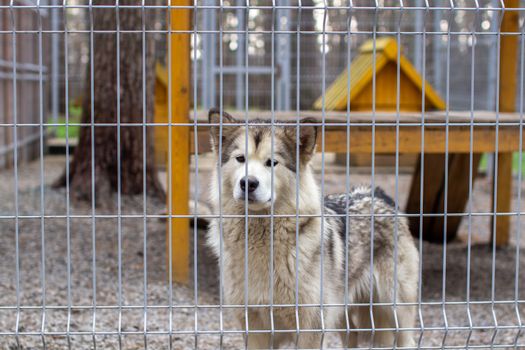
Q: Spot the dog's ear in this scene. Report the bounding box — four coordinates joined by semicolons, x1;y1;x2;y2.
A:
285;117;318;162
298;117;318;160
208;108;237;152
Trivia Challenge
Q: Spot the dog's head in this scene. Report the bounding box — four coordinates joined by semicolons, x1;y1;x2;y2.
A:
209;108;318;211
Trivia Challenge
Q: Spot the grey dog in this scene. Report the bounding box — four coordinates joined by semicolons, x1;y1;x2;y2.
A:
206;109;419;349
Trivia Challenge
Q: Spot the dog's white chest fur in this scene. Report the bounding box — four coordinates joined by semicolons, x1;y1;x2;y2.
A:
208;217;324;307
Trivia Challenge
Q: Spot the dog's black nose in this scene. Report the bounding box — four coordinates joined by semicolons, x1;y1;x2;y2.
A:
240;176;259;193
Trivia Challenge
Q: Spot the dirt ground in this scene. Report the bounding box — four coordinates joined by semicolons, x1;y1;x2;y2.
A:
0;155;524;349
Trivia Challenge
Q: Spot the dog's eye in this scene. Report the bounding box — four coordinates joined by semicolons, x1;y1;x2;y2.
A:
265;159;278;167
235;155;245;163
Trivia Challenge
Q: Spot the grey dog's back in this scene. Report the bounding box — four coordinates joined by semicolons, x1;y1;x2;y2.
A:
324;186;397;238
324;185;405;244
322;185;416;297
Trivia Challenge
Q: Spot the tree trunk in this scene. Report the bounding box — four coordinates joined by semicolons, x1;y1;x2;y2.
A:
54;0;164;204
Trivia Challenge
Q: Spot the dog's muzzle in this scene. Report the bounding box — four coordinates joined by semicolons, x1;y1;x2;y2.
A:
239;175;260;202
240;175;259;193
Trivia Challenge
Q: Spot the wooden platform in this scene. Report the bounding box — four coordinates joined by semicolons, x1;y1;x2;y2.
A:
187;110;523;155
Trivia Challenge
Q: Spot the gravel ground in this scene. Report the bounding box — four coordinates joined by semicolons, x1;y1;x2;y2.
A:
0;155;524;349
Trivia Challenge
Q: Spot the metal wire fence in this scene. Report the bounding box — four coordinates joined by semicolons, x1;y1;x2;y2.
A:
0;1;524;349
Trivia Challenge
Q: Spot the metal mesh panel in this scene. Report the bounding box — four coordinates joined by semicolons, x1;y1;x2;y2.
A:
0;1;524;349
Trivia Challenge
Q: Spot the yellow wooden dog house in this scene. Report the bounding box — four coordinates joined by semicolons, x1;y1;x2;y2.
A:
313;37;445;112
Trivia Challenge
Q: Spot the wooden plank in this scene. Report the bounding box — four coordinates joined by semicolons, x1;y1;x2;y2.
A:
190;125;524;155
440;154;482;239
492;0;519;246
405;154;446;242
167;0;190;283
190;109;525;124
334;153;418;167
499;0;520;113
406;154;482;242
493;153;513;246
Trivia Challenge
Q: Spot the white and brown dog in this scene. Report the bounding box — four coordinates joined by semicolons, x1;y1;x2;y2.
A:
206;108;419;349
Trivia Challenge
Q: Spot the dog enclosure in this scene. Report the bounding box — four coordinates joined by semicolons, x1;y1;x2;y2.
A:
1;0;525;349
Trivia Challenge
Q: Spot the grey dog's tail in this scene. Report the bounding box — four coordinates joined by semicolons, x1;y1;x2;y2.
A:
323;186;397;240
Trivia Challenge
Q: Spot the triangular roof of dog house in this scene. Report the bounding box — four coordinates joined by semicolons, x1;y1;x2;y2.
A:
313;37;445;111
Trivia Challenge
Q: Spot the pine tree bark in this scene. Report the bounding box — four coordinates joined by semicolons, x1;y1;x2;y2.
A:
54;0;164;204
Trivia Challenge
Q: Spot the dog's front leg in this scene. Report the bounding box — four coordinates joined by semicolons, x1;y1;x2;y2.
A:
293;307;326;349
245;332;272;349
240;308;275;349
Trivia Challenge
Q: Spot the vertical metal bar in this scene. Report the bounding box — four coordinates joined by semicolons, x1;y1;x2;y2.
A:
141;1;148;348
9;1;21;348
343;2;353;347
490;1;506;347
465;3;481;348
37;0;47;349
243;1;250;348
167;0;173;347
269;2;276;347
417;2;430;348
369;3;379;347
62;0;72;347
319;1;328;347
115;1;123;348
217;2;225;347
440;3;454;347
88;1;97;348
293;2;302;347
192;1;200;348
393;2;404;346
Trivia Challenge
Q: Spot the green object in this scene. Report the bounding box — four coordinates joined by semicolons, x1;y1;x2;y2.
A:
514;152;525;175
50;117;79;139
48;104;81;139
479;153;525;175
